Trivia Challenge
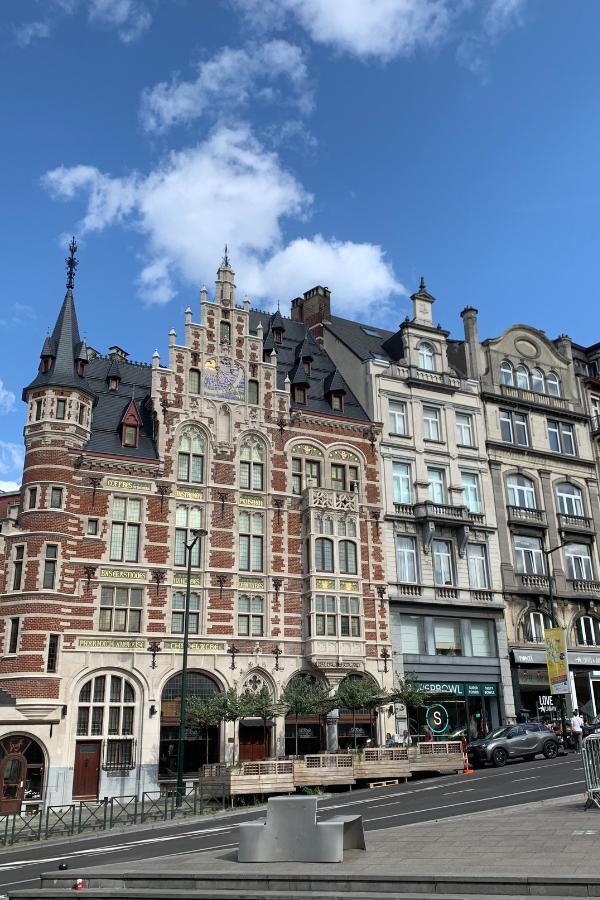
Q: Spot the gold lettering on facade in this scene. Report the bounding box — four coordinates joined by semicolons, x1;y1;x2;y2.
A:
173;574;202;586
98;568;147;581
163;641;225;651
176;488;204;500
316;579;335;590
239;577;264;590
78;638;145;649
105;478;152;492
239;495;264;507
340;581;359;591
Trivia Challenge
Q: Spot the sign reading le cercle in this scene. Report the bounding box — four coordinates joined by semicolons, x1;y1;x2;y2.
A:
163;640;225;652
99;568;146;581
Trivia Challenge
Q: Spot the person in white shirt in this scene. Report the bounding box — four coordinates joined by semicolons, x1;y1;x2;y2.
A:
570;709;584;753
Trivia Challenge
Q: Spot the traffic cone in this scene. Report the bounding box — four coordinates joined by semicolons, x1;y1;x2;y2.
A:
73;878;85;891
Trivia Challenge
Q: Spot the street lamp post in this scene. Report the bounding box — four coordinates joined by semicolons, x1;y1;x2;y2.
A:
176;527;208;804
543;541;570;754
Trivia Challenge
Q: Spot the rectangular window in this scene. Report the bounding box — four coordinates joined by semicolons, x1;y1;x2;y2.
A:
248;379;259;405
331;464;346;491
456;412;474;446
87;519;99;536
8;618;19;654
500;409;513;443
43;544;58;589
565;543;594;581
56;398;66;420
78;403;85;425
423;406;441;441
35;399;43;421
110;497;141;563
461;472;481;513
389;401;408;435
392;462;412;504
312;595;360;638
171;591;200;634
433;618;462;656
396;536;417;583
122;425;137;447
433;539;454;585
50;487;63;508
400;614;425;654
500;410;529;446
471;620;493;656
12;546;24;591
189;369;200;394
514;413;529;445
427;468;446;504
467;543;489;589
339;596;361;636
28;487;37;510
239;512;263;572
548;419;576;455
99;586;143;633
315;538;334;572
47;634;59;673
292;457;321;494
238;595;264;636
105;739;133;770
513;535;545;575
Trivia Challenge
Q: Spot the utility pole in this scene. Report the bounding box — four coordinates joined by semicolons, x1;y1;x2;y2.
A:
176;527;208;804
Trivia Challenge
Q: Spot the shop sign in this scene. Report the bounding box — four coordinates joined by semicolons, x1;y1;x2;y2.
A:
513;649;546;664
78;637;145;649
298;727;316;738
466;684;482;696
175;488;204;500
544;628;570;695
173;573;202;586
482;684;498;697
240;495;264;507
420;681;465;696
239;577;264;590
316;579;335;590
537;695;556;712
99;568;146;581
426;704;449;734
105;478;152;492
518;668;550;687
570;653;600;667
163;640;225;652
314;658;362;670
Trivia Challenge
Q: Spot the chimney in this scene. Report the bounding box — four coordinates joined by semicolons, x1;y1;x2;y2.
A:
108;346;129;361
290;286;331;329
460;306;482;379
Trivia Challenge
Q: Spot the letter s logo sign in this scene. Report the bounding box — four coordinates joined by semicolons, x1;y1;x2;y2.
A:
432;710;442;727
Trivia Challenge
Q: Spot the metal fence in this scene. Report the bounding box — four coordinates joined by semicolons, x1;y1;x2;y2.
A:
0;783;227;846
583;733;600;809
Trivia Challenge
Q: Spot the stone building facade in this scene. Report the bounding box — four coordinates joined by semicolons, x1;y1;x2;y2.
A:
0;254;390;810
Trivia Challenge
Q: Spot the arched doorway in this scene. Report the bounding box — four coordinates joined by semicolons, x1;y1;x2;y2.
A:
239;671;275;762
337;674;378;751
284;673;327;757
0;735;45;813
159;671;221;777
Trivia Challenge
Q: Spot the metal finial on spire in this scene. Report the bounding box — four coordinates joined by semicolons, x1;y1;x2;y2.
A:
66;236;78;291
222;244;230;267
419;276;426;291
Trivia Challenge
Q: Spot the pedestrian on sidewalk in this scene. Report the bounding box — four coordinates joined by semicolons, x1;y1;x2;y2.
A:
570;708;584;753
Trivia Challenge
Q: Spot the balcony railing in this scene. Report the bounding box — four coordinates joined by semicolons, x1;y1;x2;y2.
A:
519;573;550;590
435;586;459;599
507;505;547;526
414;501;469;523
498;383;571;411
393;502;414;517
301;486;359;512
570;579;600;594
558;513;594;533
396;584;422;597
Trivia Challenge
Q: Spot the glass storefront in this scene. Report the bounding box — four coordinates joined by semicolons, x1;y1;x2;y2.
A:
407;682;500;740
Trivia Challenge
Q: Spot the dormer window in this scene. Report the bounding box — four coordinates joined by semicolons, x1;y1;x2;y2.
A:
122;425;138;448
108;377;120;392
418;342;435;371
76;360;86;377
119;399;142;449
40;357;52;374
303;356;312;376
274;328;283;345
330;392;344;412
294;385;307;404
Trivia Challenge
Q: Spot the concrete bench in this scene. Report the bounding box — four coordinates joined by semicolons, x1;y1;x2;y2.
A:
237;795;365;863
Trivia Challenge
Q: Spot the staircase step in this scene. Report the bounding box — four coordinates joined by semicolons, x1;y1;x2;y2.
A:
7;892;540;900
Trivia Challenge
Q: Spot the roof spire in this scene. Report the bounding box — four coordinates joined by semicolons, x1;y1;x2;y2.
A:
66;236;78;291
222;243;230;268
419;276;426;292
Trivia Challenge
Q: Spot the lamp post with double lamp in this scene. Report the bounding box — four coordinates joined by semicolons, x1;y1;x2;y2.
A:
543;540;570;754
176;527;208;805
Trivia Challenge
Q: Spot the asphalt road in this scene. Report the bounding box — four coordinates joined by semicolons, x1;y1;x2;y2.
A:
0;753;585;894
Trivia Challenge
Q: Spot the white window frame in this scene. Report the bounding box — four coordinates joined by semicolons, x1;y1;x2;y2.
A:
433;539;454;586
396;536;418;583
565;542;594;581
392;461;412;504
423;406;441;441
556;482;584;517
389;400;408;435
427;467;446;504
418;342;435;371
455;412;474;446
576;615;600;647
500;360;513;385
467;543;489;589
513;535;545;575
506;474;536;509
461;471;481;513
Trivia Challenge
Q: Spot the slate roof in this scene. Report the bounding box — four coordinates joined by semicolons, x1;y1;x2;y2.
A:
249;311;368;421
325;315;396;363
84;356;158;460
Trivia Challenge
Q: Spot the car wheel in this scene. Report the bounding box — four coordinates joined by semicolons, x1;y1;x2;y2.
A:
543;741;558;759
524;754;536;762
492;748;507;767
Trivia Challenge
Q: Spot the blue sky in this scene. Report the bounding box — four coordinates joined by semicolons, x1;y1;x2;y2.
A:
1;0;599;488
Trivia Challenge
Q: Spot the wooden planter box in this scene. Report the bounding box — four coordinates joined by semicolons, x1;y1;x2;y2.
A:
200;761;295;796
293;753;356;787
409;741;463;774
353;747;410;780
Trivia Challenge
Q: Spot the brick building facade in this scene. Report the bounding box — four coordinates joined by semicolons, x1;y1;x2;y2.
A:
0;252;389;810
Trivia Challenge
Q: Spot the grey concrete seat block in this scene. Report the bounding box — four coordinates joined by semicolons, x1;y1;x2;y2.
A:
237;796;365;863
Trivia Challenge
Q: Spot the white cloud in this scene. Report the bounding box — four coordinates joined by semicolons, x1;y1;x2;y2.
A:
0;443;24;487
88;0;151;42
234;0;454;61
141;40;312;134
14;20;51;47
0;481;20;493
0;382;16;415
42;124;402;315
483;0;526;36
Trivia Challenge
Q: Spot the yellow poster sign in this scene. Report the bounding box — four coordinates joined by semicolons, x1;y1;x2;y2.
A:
544;627;570;696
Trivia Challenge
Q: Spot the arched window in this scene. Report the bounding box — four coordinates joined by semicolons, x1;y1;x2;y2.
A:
506;474;536;509
240;438;265;491
418;342;435;371
531;368;545;394
515;366;530;390
575;615;600;647
160;671;221;772
500;360;514;386
339;540;358;574
178;430;205;483
523;610;551;644
556;482;584;517
174;506;203;567
315;537;334;572
546;372;560;397
171;591;200;634
77;674;136;769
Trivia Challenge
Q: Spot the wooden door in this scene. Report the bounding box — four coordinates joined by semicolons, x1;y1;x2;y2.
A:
238;725;270;762
0;755;26;813
73;741;101;800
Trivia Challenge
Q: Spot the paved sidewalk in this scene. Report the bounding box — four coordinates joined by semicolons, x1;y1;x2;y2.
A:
75;790;598;879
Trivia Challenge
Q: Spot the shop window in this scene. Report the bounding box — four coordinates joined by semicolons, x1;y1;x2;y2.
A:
427;468;446;505
239;512;264;572
471;620;494;656
556;482;583;517
171;591;200;634
575;615;600;647
178;430;205;483
238;595;264;636
399;613;425;654
389;400;408;435
423;406;441;441
513;535;545;575
506;474;536;509
461;472;481;513
174;505;203;567
43;545;58;589
240;438;265;491
396;536;417;583
433;540;454;585
565;542;594;581
47;634;59;673
12;546;24;591
500;360;513;385
418;342;435;371
99;586;143;632
392;462;412;504
467;543;489;589
110;497;141;563
433;618;462;656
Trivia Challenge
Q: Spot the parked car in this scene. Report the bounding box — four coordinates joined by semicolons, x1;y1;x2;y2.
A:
468;723;560;767
583;715;600;739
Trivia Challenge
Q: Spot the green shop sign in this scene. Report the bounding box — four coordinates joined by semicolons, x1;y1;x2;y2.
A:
420;681;498;698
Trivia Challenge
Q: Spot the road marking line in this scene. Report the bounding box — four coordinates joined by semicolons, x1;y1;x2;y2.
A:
512;776;539;782
363;780;584;825
442;788;476;795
